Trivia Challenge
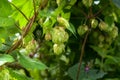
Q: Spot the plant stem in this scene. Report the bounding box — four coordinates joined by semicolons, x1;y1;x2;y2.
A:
100;57;104;71
76;30;89;80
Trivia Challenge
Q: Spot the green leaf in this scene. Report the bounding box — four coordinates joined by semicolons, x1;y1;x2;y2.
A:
67;0;77;8
0;54;14;66
11;0;34;28
53;0;66;15
0;68;11;80
69;23;77;37
90;45;106;58
104;16;114;26
0;0;12;17
68;63;106;80
38;10;52;17
87;70;106;79
68;63;86;80
106;55;118;63
8;69;33;80
18;53;48;70
0;17;15;27
61;0;76;20
6;25;20;35
112;0;120;8
0;27;7;39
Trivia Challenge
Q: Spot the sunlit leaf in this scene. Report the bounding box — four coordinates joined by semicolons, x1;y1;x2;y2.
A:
0;54;14;66
11;0;34;28
0;68;11;80
18;53;48;70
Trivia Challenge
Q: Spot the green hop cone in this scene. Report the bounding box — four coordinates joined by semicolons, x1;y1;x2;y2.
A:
26;40;37;52
98;21;115;32
77;24;88;36
105;36;112;45
53;43;65;55
98;35;105;42
98;21;108;31
52;27;69;43
57;17;69;28
45;32;52;41
82;0;93;8
56;0;61;6
104;44;110;49
98;42;104;48
91;19;98;29
92;31;100;39
109;26;118;39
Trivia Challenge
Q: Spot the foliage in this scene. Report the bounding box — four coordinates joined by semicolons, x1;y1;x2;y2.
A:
0;0;120;80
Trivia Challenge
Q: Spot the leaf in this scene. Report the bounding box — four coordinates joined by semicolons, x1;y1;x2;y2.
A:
69;23;77;37
0;0;12;17
0;27;7;38
8;69;33;80
68;63;106;80
61;0;77;20
6;25;20;35
104;16;114;26
0;68;11;80
0;17;15;27
68;63;86;80
0;54;14;66
18;53;48;70
87;69;107;79
106;55;118;63
11;0;34;28
67;0;77;8
112;0;120;8
61;11;71;20
38;10;52;17
90;45;106;57
53;0;66;15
